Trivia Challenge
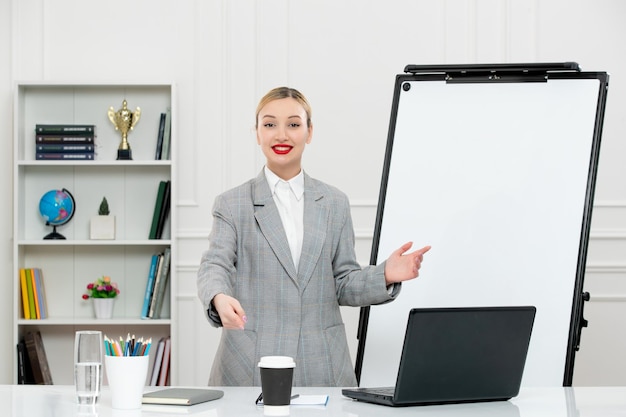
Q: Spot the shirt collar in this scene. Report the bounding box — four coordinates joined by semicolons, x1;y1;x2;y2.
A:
264;166;305;201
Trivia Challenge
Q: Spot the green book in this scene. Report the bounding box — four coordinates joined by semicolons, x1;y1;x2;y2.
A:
155;180;171;239
149;181;167;239
25;269;37;319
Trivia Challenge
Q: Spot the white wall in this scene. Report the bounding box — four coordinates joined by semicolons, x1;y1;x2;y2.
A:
1;0;625;386
1;0;15;386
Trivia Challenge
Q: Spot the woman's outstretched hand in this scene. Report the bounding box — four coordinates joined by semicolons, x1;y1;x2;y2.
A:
384;242;431;285
213;293;248;330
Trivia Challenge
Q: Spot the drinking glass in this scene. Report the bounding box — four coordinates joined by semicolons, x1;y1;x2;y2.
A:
74;330;103;405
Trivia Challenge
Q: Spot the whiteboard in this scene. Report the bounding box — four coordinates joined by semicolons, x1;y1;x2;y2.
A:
357;67;608;388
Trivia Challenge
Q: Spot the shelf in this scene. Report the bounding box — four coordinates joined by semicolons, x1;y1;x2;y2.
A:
18;240;172;246
13;82;177;385
18;318;171;326
17;160;172;167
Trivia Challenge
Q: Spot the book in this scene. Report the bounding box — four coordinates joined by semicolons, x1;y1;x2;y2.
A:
141;254;161;319
17;340;35;384
155;112;166;160
160;107;172;160
36;135;95;144
150;248;171;319
147;254;164;318
36;144;95;153
24;269;37;319
36;152;94;160
19;269;30;320
149;181;167;239
35;124;95;135
24;331;53;384
17;341;26;384
142;388;224;406
30;268;41;320
150;337;166;386
158;337;171;386
155;180;171;239
33;268;48;319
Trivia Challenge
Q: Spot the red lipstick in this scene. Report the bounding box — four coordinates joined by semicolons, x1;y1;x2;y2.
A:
272;145;292;155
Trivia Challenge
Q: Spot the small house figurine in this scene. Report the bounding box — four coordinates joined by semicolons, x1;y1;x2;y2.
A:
90;197;116;239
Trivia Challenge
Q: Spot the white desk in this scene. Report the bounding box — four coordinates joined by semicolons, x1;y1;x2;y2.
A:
1;385;625;416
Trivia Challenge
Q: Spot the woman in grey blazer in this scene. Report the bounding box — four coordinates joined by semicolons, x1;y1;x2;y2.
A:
197;87;430;387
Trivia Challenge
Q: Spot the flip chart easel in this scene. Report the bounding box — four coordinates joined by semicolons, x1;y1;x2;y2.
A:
355;63;609;387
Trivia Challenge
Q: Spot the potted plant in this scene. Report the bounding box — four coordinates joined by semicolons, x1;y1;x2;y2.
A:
82;275;120;319
90;196;116;239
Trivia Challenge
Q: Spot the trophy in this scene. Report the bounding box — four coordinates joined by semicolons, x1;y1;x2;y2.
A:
108;99;141;160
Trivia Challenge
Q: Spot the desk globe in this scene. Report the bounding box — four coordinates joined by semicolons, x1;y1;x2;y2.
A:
39;188;75;239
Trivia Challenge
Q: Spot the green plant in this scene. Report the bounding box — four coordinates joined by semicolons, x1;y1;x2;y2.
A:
98;197;110;215
82;276;120;299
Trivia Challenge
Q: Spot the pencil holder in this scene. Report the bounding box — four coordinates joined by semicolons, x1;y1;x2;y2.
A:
104;355;149;409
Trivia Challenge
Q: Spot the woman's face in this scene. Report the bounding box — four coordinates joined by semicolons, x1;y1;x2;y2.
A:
257;97;313;180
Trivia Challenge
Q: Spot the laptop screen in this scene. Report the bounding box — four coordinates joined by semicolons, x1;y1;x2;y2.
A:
394;306;536;404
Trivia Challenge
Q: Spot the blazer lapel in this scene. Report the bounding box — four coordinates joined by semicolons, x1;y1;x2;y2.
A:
297;173;327;289
252;171;299;283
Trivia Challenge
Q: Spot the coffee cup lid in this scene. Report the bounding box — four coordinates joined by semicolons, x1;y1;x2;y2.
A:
258;356;296;368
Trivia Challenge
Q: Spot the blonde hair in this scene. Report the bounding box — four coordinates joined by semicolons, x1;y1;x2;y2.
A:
255;87;312;128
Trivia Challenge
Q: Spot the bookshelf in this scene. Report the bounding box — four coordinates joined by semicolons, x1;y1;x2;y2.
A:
12;82;176;385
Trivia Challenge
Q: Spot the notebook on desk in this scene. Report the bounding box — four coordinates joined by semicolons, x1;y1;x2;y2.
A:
142;388;224;406
342;306;536;407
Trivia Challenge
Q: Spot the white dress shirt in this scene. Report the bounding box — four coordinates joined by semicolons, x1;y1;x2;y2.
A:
264;166;304;269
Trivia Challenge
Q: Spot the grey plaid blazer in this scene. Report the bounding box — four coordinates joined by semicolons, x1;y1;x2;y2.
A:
197;170;399;386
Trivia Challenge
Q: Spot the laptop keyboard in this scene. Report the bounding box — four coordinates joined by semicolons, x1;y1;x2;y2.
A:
365;387;395;397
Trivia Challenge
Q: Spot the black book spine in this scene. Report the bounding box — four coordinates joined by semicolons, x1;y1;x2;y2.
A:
155;113;166;160
35;124;95;135
37;144;95;153
155;180;171;239
36;135;95;144
35;123;96;135
17;342;26;384
36;152;95;160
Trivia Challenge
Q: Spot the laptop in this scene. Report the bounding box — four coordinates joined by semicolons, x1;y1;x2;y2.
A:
342;306;536;407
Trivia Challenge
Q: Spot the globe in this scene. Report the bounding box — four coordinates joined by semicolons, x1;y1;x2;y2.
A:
39;188;76;239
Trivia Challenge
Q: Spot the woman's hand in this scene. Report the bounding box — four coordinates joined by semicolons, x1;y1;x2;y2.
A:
212;293;247;330
384;242;431;285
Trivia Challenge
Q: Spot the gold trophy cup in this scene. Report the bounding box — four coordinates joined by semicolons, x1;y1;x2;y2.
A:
108;99;141;160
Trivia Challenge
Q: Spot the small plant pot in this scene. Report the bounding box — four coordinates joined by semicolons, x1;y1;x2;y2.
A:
93;298;116;319
90;215;116;240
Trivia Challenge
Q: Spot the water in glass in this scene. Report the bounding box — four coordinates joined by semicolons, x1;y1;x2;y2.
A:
74;330;103;405
75;362;102;404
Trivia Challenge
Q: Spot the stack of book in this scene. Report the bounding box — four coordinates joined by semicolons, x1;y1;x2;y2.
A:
35;124;96;160
141;248;172;319
17;331;53;384
19;268;48;320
